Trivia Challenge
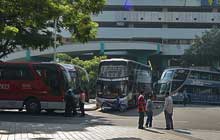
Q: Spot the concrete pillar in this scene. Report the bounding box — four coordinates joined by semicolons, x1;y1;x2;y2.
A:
25;48;31;61
99;42;105;55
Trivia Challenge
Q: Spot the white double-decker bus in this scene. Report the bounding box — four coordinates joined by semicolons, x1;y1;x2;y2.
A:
96;58;152;110
157;67;220;104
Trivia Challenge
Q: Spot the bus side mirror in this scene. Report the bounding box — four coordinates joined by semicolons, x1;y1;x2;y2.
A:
153;82;158;89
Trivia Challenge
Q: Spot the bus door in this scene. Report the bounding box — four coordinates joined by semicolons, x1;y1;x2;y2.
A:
171;69;189;94
33;64;63;103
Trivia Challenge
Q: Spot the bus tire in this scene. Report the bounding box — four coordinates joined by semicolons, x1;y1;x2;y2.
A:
26;99;41;114
45;109;55;114
101;102;108;112
119;104;127;112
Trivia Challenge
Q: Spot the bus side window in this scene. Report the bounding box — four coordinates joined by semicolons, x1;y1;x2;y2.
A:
1;65;34;80
200;72;211;80
189;71;199;79
212;74;220;81
173;70;189;80
0;66;4;80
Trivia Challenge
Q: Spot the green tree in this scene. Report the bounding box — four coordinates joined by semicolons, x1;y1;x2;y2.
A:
183;28;220;66
0;0;105;58
57;53;107;98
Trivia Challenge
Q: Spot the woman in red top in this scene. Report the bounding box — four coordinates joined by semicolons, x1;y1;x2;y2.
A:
137;91;146;129
79;88;86;117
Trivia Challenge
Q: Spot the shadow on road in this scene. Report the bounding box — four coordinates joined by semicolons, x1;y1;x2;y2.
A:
100;107;164;117
31;138;53;140
173;129;191;135
154;127;191;135
174;104;220;109
143;128;164;134
0;110;114;134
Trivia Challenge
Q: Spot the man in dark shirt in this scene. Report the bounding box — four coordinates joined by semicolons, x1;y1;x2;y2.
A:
64;89;75;117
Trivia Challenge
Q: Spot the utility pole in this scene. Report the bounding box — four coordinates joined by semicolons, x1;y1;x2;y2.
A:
53;19;57;62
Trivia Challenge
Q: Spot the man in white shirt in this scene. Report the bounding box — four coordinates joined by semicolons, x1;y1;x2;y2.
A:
164;92;173;130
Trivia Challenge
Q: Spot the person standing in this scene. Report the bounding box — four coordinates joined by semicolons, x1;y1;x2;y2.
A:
164;92;174;130
79;88;86;117
145;95;154;128
72;90;77;116
183;90;188;106
137;91;146;129
64;89;74;117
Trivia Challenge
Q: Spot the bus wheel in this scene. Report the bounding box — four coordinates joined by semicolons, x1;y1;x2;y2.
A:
45;109;55;114
119;104;127;112
26;99;41;114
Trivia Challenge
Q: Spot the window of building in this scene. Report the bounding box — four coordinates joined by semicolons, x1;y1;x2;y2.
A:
168;7;213;12
133;22;162;28
167;23;214;29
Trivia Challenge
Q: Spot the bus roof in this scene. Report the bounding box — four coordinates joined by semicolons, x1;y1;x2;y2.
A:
165;67;220;74
0;61;65;67
101;58;150;68
0;61;60;64
58;64;76;71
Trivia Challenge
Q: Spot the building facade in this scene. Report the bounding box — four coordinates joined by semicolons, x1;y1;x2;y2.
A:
3;0;220;70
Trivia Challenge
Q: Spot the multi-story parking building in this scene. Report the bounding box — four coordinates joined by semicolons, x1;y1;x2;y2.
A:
3;0;220;71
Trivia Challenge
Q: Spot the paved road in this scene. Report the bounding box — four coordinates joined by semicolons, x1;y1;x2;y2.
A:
88;105;220;131
0;105;219;140
0;105;220;131
0;109;194;140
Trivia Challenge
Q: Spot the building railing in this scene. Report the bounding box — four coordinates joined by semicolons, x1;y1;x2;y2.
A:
93;11;220;23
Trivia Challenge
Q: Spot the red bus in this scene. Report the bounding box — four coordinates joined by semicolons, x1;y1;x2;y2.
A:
0;62;71;113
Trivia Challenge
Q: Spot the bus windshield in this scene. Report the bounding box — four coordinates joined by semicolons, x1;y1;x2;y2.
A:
136;70;151;83
68;70;77;90
161;70;174;81
96;80;127;98
99;62;127;78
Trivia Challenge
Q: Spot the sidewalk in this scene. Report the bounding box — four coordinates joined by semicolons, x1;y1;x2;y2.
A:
84;99;97;111
0;121;196;140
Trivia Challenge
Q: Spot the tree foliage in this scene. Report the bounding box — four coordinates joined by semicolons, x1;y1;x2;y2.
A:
0;0;106;58
57;53;107;98
183;28;220;66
